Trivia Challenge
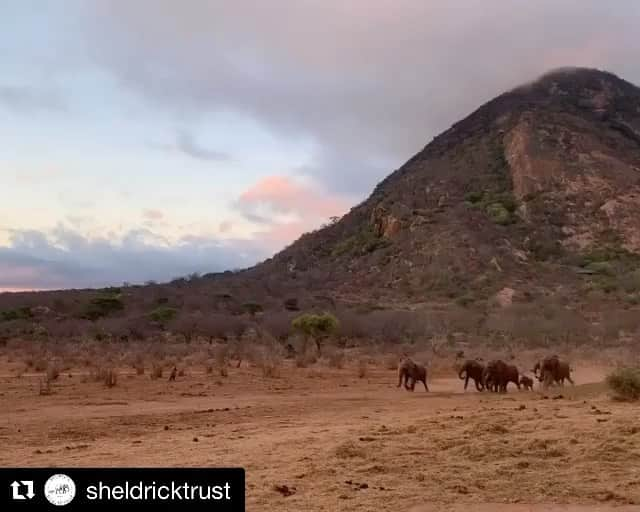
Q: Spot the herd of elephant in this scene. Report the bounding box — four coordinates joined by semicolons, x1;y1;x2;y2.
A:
397;354;574;393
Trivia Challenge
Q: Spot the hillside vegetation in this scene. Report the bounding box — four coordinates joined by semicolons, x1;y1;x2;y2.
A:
3;67;640;351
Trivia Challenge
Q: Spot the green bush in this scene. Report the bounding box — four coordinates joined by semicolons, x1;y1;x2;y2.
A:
81;294;124;321
242;303;263;316
149;306;179;324
0;307;32;322
455;293;475;307
464;191;484;204
606;368;640;401
621;269;640;293
585;261;614;276
485;202;511;225
494;193;518;213
292;312;339;355
331;227;389;257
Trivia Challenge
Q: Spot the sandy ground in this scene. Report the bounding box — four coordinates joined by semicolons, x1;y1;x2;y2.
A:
1;359;639;511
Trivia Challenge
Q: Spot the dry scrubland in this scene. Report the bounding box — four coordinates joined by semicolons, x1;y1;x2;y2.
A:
0;339;639;511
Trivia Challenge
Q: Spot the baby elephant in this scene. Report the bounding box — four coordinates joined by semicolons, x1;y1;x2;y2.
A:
519;375;534;391
397;358;429;392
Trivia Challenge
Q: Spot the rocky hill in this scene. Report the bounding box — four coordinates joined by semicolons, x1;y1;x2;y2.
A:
245;67;640;309
3;67;640;346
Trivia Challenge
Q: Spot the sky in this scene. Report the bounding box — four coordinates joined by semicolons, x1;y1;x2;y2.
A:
1;1;639;291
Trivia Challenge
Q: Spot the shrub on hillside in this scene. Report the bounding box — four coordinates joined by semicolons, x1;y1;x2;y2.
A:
149;306;179;324
606;367;640;401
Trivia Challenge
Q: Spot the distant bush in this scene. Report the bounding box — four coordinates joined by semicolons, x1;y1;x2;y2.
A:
606;367;640;401
331;227;390;257
464;191;483;204
621;269;640;293
283;298;300;311
585;261;614;276
455;292;475;308
242;302;263;316
292;312;339;355
82;294;124;321
149;306;178;324
1;307;33;322
530;239;564;261
485;202;512;225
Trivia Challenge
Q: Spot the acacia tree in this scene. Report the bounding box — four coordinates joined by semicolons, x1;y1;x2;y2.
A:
291;312;339;355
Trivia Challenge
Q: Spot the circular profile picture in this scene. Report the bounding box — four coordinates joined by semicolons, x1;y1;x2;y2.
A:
44;473;76;506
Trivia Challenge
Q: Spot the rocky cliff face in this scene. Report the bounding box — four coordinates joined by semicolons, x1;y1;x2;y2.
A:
245;68;640;309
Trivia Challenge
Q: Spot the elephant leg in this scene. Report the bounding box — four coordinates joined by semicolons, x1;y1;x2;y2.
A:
423;378;429;392
406;378;415;391
475;379;483;392
464;376;469;390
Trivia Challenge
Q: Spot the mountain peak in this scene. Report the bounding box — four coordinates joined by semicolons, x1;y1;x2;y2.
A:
248;67;640;310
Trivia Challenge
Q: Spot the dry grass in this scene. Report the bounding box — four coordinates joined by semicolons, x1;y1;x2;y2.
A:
357;358;368;378
46;362;60;382
325;348;345;369
295;350;317;368
38;377;52;396
334;440;366;459
103;367;118;388
384;354;399;370
150;363;163;380
0;343;638;509
254;344;283;378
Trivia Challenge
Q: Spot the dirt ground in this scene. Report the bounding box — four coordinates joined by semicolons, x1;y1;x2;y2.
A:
1;357;639;511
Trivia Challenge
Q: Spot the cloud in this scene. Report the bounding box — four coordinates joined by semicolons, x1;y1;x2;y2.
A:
0;85;65;113
150;130;230;162
235;174;350;249
142;209;164;221
0;226;269;290
218;221;233;234
175;130;229;161
77;1;639;196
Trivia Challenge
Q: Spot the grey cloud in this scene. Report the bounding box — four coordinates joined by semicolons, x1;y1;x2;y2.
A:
149;130;230;162
176;131;230;161
0;227;269;289
76;1;640;196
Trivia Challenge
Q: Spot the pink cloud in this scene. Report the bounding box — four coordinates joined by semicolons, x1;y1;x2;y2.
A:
218;220;233;233
236;175;351;249
142;209;164;220
238;175;349;219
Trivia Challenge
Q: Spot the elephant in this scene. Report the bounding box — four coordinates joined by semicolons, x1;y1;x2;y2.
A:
538;361;574;388
483;359;520;393
533;355;559;380
397;358;429;392
458;359;485;391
